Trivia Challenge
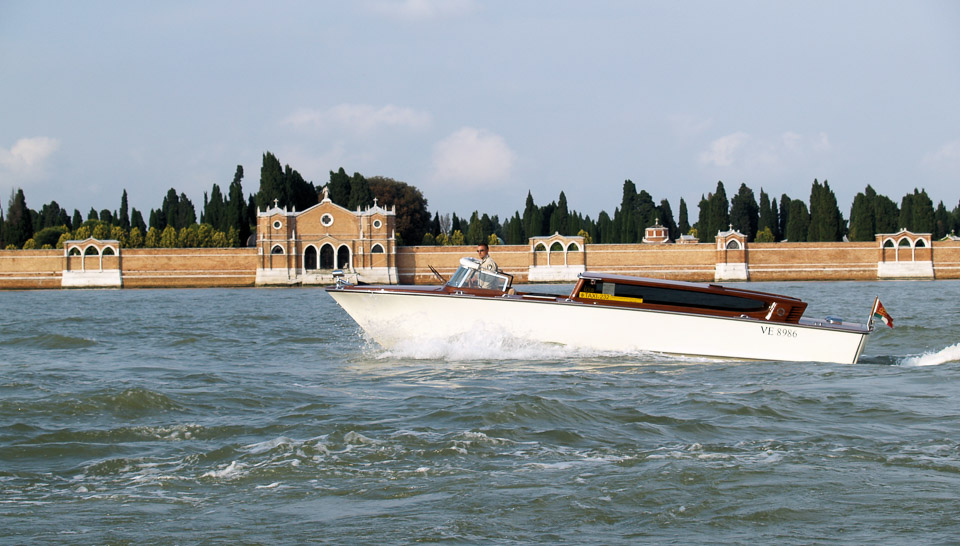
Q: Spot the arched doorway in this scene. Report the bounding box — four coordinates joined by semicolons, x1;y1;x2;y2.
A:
320;244;335;269
337;245;350;270
304;246;318;270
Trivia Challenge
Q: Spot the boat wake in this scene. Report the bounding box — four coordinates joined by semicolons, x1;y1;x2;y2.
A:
367;328;717;364
900;342;960;367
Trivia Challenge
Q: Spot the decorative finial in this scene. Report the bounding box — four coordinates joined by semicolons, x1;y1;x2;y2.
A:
273;198;279;209
373;197;379;207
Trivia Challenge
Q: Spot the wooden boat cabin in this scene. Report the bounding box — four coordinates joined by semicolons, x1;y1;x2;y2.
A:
570;272;807;324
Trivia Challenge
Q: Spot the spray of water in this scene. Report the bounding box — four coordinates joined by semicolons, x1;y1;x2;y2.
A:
900;342;960;367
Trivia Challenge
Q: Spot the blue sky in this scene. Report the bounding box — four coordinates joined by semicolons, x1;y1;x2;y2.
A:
2;0;959;223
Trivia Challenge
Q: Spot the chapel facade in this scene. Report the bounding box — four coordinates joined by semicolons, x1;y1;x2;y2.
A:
255;189;398;285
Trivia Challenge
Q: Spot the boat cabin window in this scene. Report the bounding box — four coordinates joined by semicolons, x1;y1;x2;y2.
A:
446;263;512;292
579;280;767;312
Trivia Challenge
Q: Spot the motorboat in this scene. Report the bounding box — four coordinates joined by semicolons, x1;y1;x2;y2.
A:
326;257;876;364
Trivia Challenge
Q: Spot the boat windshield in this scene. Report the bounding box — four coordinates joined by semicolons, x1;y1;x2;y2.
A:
446;258;512;292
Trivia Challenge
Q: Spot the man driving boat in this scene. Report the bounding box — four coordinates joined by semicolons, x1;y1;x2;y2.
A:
476;243;499;288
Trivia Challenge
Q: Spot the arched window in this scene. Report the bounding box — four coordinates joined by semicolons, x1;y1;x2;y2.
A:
550;241;564;252
102;247;116;256
84;246;99;256
898;238;911;248
371;243;384;254
725;240;741;250
883;239;895;248
534;242;547;251
320;244;335;269
337;245;350;269
304;246;318;270
915;239;927;247
271;245;284;254
69;247;81;256
567;242;580;252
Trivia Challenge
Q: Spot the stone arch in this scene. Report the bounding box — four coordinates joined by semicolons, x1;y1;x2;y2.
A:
271;244;284;255
320;243;335;269
304;245;318;270
915;238;926;247
567;242;580;252
534;242;547;251
897;237;911;247
336;245;351;270
725;239;742;250
883;239;895;248
84;245;99;256
102;246;116;255
550;241;564;252
371;243;384;254
69;247;82;256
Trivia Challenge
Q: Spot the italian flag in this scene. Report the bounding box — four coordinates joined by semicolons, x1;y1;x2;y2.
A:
872;298;894;328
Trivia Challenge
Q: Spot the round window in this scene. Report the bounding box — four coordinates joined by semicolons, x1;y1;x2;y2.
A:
272;220;282;230
321;213;334;227
373;219;382;229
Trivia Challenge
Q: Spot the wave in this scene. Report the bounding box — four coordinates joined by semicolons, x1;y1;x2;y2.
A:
1;334;96;349
900;342;960;367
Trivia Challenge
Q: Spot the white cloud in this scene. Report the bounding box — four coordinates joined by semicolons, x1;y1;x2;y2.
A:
698;132;748;167
0;137;60;176
431;127;516;186
282;104;431;133
698;131;831;170
365;0;477;21
921;139;960;172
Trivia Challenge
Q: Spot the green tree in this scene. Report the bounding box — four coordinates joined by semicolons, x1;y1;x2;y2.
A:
785;200;810;242
779;194;792;241
807;179;843;241
227;165;250;247
449;230;465;245
128;227;144;248
178;225;199;248
934;201;951;239
204;184;227;231
4;188;33;248
899;188;935;233
367;176;431;246
755;226;775;242
697;182;729;243
119;189;130;230
256;151;285;210
144;227;160;248
549;191;569;235
326;167;351;207
677;198;690;236
347;172;374;210
33;226;67;247
848;185;877;241
159;226;178;248
729;183;759;241
110;225;128;247
758;190;778;240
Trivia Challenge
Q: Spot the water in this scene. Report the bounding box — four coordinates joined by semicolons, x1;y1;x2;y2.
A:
1;281;959;543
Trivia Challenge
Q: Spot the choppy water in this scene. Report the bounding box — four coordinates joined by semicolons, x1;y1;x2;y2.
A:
1;281;959;543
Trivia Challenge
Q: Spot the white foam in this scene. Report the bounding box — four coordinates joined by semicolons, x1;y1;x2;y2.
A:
202;460;244;479
900;342;960;367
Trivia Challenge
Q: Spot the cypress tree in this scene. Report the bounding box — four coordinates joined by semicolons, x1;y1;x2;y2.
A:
549;191;569;235
934;201;950;239
758;190;777;240
808;179;843;241
347;173;373;210
131;208;147;234
72;209;83;231
227;166;250;246
729;183;759;241
658;199;678;240
900;188;935;233
617;180;638;243
326;167;351;207
779;194;792;240
256;152;286;210
785;200;810;242
678;198;690;235
120;190;130;230
205;184;227;231
848;186;877;241
4;189;33;248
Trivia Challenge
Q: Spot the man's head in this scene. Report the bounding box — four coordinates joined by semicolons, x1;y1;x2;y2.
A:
476;243;489;258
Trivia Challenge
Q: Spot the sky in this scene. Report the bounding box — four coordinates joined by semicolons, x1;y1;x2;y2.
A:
2;0;959;224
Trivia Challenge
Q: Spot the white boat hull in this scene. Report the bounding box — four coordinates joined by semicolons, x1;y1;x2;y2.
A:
327;289;870;364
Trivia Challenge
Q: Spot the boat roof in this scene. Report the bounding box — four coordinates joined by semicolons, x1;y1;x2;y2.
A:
578;271;804;302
